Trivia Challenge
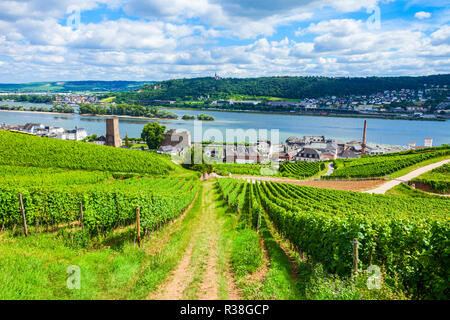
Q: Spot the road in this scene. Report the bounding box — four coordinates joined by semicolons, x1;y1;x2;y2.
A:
324;162;334;176
364;158;450;194
225;174;385;191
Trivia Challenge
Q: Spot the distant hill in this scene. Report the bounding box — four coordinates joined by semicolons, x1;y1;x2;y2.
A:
112;75;450;102
0;81;155;93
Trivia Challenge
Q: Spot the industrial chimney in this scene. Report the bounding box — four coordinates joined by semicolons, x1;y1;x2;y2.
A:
361;120;367;155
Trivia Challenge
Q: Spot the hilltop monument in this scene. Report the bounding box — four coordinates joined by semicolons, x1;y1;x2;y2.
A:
106;118;122;147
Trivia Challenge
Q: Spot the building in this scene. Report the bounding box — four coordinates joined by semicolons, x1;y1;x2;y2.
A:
276;153;294;162
224;145;263;164
106;118;122;147
93;135;107;145
408;138;433;150
159;129;191;154
23;123;44;134
295;148;322;162
303;135;325;144
339;149;359;159
256;140;273;156
41;126;64;136
345;140;363;152
267;101;301;108
55;127;87;141
285;136;305;154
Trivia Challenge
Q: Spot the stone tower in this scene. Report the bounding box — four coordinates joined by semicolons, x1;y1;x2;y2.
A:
106;118;122;147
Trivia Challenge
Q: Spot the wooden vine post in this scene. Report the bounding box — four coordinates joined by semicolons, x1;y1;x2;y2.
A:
79;202;84;230
18;193;28;237
257;209;261;233
352;238;359;274
136;205;141;248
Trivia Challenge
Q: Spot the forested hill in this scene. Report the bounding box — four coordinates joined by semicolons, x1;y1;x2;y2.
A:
113;75;450;101
0;81;154;93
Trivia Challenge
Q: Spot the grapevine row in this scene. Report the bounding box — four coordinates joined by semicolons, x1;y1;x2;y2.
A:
216;178;449;299
328;147;450;178
0;174;199;235
0;131;178;175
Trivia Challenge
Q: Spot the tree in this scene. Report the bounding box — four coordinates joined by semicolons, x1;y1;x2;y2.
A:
124;132;132;148
141;122;166;150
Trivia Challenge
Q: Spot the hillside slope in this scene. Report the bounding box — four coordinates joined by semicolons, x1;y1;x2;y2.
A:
0;81;154;93
0;131;180;175
113;74;450;101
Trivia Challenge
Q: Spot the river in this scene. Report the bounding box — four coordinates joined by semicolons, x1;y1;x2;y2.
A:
0;105;449;146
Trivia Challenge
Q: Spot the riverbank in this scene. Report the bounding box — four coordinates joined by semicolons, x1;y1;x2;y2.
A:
0;109;74;117
1;105;448;147
0;109;179;122
161;106;446;122
1;104;445;122
79;113;177;121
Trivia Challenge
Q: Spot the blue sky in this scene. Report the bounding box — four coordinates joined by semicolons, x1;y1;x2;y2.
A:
0;0;448;82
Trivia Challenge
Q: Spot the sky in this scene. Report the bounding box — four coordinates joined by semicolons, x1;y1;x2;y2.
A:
0;0;448;83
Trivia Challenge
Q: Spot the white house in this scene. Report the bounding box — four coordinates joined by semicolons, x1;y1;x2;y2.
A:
56;127;87;141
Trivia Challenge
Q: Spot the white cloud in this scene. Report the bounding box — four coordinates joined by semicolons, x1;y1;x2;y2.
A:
414;11;432;19
430;25;450;46
0;0;448;82
306;19;364;36
0;0;116;21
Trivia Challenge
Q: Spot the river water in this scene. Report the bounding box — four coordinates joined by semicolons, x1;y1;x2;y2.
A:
0;104;449;146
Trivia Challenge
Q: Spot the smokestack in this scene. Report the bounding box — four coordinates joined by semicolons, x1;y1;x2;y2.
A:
362;120;367;155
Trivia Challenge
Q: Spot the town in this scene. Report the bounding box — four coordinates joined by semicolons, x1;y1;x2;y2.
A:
1;84;449;121
203;87;450;120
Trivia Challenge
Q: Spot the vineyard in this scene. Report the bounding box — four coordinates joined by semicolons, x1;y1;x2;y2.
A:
0;132;199;236
217;178;449;299
412;163;450;194
213;161;325;179
1;130;449;301
279;161;325;178
213;163;268;176
328;146;450;178
0;164;199;235
0;131;179;175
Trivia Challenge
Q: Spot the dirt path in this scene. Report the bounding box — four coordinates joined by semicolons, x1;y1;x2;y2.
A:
365;158;450;194
149;181;238;300
197;184;220;300
148;189;207;300
149;240;198;300
197;238;219;299
324;162;335;176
